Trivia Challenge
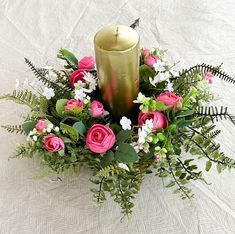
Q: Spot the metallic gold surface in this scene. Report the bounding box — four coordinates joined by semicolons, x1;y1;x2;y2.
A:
94;25;139;118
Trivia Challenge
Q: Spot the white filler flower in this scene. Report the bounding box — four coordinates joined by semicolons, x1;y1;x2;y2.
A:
118;163;129;171
42;87;55;100
120;116;132;130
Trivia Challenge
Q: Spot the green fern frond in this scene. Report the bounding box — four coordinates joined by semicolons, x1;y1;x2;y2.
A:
196;106;235;125
1;124;25;134
24;58;64;92
0;90;38;109
209;129;221;139
179;63;235;84
96;164;124;178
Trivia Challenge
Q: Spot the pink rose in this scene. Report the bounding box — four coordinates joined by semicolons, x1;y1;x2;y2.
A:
86;124;115;153
44;134;65;153
145;55;158;67
78;56;95;70
138;111;168;130
69;69;87;88
35;119;47;133
156;92;182;110
90;101;105;118
204;71;213;84
64;99;83;113
143;48;150;56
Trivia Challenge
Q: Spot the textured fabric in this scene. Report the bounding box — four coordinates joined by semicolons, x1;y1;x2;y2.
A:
0;0;235;233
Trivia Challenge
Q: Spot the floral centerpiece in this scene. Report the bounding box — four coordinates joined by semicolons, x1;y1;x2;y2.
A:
1;22;235;219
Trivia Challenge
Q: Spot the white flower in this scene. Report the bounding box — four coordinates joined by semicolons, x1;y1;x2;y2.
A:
142;119;153;133
133;92;150;104
48;123;53;129
75;89;86;100
74;80;85;88
42;87;55;100
149;72;170;87
120;116;132;130
166;82;174;92
118;163;129;171
170;68;179;77
83;72;97;92
54;126;60;132
138;128;147;144
153;60;166;72
46;127;51;133
32;136;38;142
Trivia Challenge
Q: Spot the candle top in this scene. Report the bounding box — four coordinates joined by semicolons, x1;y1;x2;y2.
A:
94;25;139;52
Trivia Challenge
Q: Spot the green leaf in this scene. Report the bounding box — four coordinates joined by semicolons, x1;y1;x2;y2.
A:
56;99;68;117
176;110;194;118
72;121;86;137
116;130;133;145
139;64;155;81
166;181;175;187
115;143;138;163
100;150;115;167
59;49;78;68
168;124;177;133
22;120;37;134
205;160;212;172
60;123;78;141
157;132;166;141
58;150;65;156
216;164;222;173
154;101;167;111
176;119;193;128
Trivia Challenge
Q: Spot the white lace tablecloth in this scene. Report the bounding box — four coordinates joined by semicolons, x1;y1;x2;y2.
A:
0;1;235;233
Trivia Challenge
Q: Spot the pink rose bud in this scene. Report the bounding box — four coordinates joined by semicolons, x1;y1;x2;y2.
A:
35;119;47;133
156;92;182;110
204;71;214;84
138;111;168;130
78;56;95;70
64;99;83;113
90;101;105;118
86;124;116;153
69;69;87;88
145;55;158;67
155;154;161;162
44;134;65;152
143;48;150;56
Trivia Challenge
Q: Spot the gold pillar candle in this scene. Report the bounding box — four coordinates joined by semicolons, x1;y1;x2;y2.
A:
94;25;140;118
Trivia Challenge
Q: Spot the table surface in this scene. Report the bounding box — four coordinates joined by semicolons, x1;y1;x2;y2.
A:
0;1;235;233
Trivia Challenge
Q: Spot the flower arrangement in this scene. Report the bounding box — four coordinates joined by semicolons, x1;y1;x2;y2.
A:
1;23;235;219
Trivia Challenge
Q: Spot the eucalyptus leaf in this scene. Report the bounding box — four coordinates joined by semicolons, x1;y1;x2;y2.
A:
100;150;115;167
115;143;138;163
205;160;212;172
22;120;37;134
116;130;133;145
72;121;86;137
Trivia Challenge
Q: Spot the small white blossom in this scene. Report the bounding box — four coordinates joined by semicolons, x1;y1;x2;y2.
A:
75;89;86;100
83;72;97;92
153;60;166;72
42;87;55;100
42;128;46;133
166;82;174;92
142;119;153;133
46;127;51;133
118;163;129;171
138;128;147;144
32;135;38;142
54;126;60;132
133;92;150;104
120;116;132;130
149;72;170;87
170;68;179;77
48;123;53;129
74;80;85;88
